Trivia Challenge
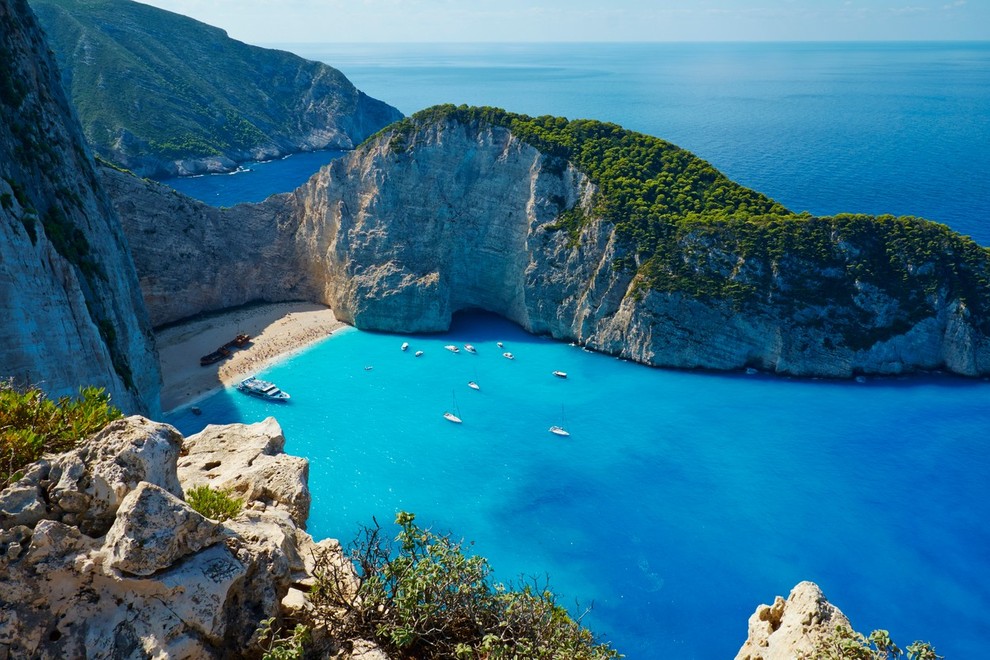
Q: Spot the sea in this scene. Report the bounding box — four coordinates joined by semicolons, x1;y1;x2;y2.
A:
161;43;990;659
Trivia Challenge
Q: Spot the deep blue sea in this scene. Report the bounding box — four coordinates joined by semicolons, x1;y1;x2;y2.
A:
163;44;990;658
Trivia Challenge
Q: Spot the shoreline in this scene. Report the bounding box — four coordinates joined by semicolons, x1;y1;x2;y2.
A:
156;302;346;412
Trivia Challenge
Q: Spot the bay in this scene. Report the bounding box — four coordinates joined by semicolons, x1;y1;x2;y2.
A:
162;43;990;658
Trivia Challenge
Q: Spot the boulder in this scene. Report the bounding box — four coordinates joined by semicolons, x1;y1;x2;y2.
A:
178;417;311;529
736;581;851;660
105;482;225;576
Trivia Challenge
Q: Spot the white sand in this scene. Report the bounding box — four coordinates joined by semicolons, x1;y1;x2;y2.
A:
156;302;346;411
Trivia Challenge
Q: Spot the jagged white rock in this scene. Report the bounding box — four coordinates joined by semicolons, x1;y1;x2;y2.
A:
736;581;852;660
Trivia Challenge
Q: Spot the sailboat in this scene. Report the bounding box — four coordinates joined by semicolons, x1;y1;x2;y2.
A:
549;405;569;437
443;391;463;423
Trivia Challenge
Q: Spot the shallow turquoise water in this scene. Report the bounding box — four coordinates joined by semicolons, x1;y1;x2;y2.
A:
168;313;990;659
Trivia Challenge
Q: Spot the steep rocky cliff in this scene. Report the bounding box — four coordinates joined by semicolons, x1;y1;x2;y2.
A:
0;0;159;414
110;107;990;378
30;0;403;177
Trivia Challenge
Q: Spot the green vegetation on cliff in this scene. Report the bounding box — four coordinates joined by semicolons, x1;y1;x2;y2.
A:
376;105;990;346
272;511;619;659
0;381;121;488
29;0;402;173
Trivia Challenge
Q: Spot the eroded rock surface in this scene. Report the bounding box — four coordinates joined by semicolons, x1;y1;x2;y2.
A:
736;581;852;660
0;415;324;659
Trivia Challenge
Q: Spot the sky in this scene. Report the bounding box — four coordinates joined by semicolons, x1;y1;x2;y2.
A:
138;0;989;44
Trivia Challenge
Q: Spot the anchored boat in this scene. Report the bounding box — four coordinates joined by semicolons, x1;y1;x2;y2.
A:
236;376;290;402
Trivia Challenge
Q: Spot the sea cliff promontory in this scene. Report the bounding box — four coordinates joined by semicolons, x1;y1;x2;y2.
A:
109;105;990;378
29;0;403;177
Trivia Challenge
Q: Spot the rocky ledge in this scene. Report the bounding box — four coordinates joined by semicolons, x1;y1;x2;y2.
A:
0;416;377;659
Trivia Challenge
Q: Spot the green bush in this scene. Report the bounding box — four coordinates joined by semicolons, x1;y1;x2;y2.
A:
0;381;122;488
813;625;941;660
185;484;242;522
301;511;620;659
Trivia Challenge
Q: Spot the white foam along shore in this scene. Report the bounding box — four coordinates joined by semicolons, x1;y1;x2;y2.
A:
155;302;346;411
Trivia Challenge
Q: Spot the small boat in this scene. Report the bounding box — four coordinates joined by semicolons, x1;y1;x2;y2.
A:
401;342;409;351
364;366;374;371
467;381;480;391
745;367;758;375
199;346;231;366
552;370;567;379
464;344;477;354
502;352;514;360
444;391;462;423
550;405;569;437
190;406;202;416
497;342;504;348
415;350;424;357
236;376;290;402
444;345;460;353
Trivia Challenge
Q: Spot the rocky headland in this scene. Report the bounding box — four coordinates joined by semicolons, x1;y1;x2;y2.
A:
30;0;403;177
108;106;990;378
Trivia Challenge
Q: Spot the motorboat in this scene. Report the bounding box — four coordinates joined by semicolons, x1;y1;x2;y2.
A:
552;370;568;379
464;344;477;353
549;425;570;437
444;345;460;353
502;352;514;360
467;381;480;391
415;350;424;357
401;342;409;351
236;376;290;402
497;342;504;348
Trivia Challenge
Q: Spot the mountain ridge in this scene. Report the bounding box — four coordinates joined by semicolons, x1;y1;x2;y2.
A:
29;0;403;176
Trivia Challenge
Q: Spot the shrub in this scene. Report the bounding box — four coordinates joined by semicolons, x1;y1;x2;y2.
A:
185;484;243;522
0;381;121;488
813;625;941;660
300;511;620;659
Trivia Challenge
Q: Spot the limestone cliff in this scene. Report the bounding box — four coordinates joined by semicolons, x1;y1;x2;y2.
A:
0;0;159;414
109;108;990;378
30;0;403;177
0;415;363;658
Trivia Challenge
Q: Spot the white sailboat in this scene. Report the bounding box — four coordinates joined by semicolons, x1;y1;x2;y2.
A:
549;405;569;437
444;391;463;423
467;381;480;391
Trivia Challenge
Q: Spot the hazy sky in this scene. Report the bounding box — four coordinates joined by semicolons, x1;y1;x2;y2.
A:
139;0;989;44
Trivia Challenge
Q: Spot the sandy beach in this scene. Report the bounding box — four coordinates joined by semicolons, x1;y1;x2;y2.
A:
156;302;346;411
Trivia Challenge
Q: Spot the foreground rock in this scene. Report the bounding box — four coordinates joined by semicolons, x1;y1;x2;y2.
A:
736;581;852;659
0;416;327;658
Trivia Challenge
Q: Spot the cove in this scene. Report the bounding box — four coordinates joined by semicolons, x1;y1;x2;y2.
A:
167;311;990;659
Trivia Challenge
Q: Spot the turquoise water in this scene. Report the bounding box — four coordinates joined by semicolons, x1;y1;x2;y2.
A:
160;43;990;657
167;313;990;659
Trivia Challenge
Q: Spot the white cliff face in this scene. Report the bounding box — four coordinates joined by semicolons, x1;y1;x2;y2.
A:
0;0;159;414
111;115;990;378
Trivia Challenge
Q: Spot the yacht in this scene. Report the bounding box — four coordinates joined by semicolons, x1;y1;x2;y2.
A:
236;376;290;402
467;381;480;391
502;352;514;360
444;344;460;353
464;344;477;353
552;370;568;378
